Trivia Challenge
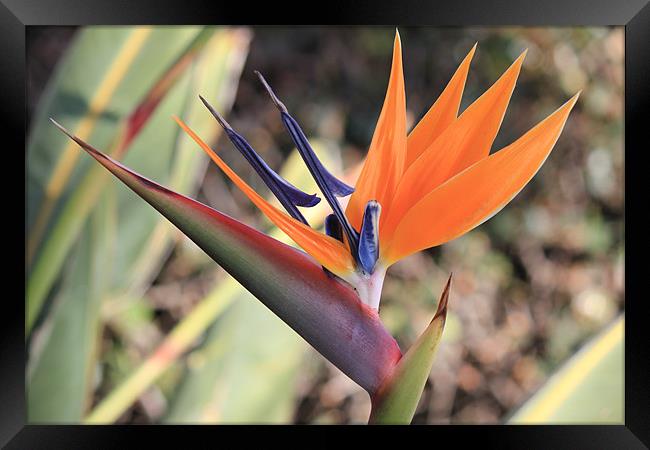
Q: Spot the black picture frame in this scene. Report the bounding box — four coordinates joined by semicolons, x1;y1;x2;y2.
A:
6;0;648;447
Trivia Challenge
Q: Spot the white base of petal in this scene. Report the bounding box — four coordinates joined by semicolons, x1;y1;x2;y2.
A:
353;264;387;310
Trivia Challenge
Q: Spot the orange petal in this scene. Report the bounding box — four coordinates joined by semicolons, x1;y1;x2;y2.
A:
175;117;355;276
345;30;407;231
383;93;580;264
382;50;527;241
406;43;476;167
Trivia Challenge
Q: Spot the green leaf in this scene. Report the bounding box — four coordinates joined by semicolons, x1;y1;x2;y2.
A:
26;26;211;333
369;275;452;424
27;26;204;256
99;28;249;294
83;283;239;424
163;296;305;423
26;28;251;422
27;192;108;422
508;315;623;424
28;73;194;422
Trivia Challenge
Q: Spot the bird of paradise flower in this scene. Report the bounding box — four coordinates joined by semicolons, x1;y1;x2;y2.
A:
51;30;579;423
176;32;579;309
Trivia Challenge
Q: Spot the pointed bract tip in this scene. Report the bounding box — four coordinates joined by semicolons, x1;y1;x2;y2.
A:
433;274;452;321
199;95;232;132
388;29;404;82
459;42;478;64
50;118;73;138
254;71;288;113
50;119;102;159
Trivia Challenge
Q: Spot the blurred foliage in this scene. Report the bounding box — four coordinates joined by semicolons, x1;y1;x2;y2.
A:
26;26;623;424
508;315;623;424
26;26;252;422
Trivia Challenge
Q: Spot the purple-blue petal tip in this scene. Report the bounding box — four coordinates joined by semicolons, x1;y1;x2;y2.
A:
254;71;355;199
280;112;355;197
254;71;360;255
200;95;320;220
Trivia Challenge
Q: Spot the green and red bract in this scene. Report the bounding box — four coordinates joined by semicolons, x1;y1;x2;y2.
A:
51;119;402;395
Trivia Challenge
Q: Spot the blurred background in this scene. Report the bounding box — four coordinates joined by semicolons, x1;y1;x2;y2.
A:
26;26;624;424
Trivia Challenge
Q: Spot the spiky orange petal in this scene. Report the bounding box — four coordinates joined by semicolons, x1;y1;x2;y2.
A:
383;92;579;264
406;43;476;167
346;31;407;231
175;117;355;276
381;50;527;242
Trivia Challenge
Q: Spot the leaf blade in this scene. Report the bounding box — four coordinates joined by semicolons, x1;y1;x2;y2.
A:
508;315;623;424
26;27;214;334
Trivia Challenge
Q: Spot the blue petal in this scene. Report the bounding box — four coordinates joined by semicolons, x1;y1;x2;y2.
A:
255;72;360;254
253;72;354;197
358;200;381;273
280;113;359;251
199;96;320;224
280;113;355;197
225;129;321;208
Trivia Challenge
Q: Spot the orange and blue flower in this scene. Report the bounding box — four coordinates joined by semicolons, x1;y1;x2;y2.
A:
175;31;579;308
52;31;579;397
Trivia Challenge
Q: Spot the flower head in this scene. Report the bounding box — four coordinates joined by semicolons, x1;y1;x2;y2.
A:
175;31;579;308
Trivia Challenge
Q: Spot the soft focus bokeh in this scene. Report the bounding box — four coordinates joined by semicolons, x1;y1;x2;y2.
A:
26;26;623;424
